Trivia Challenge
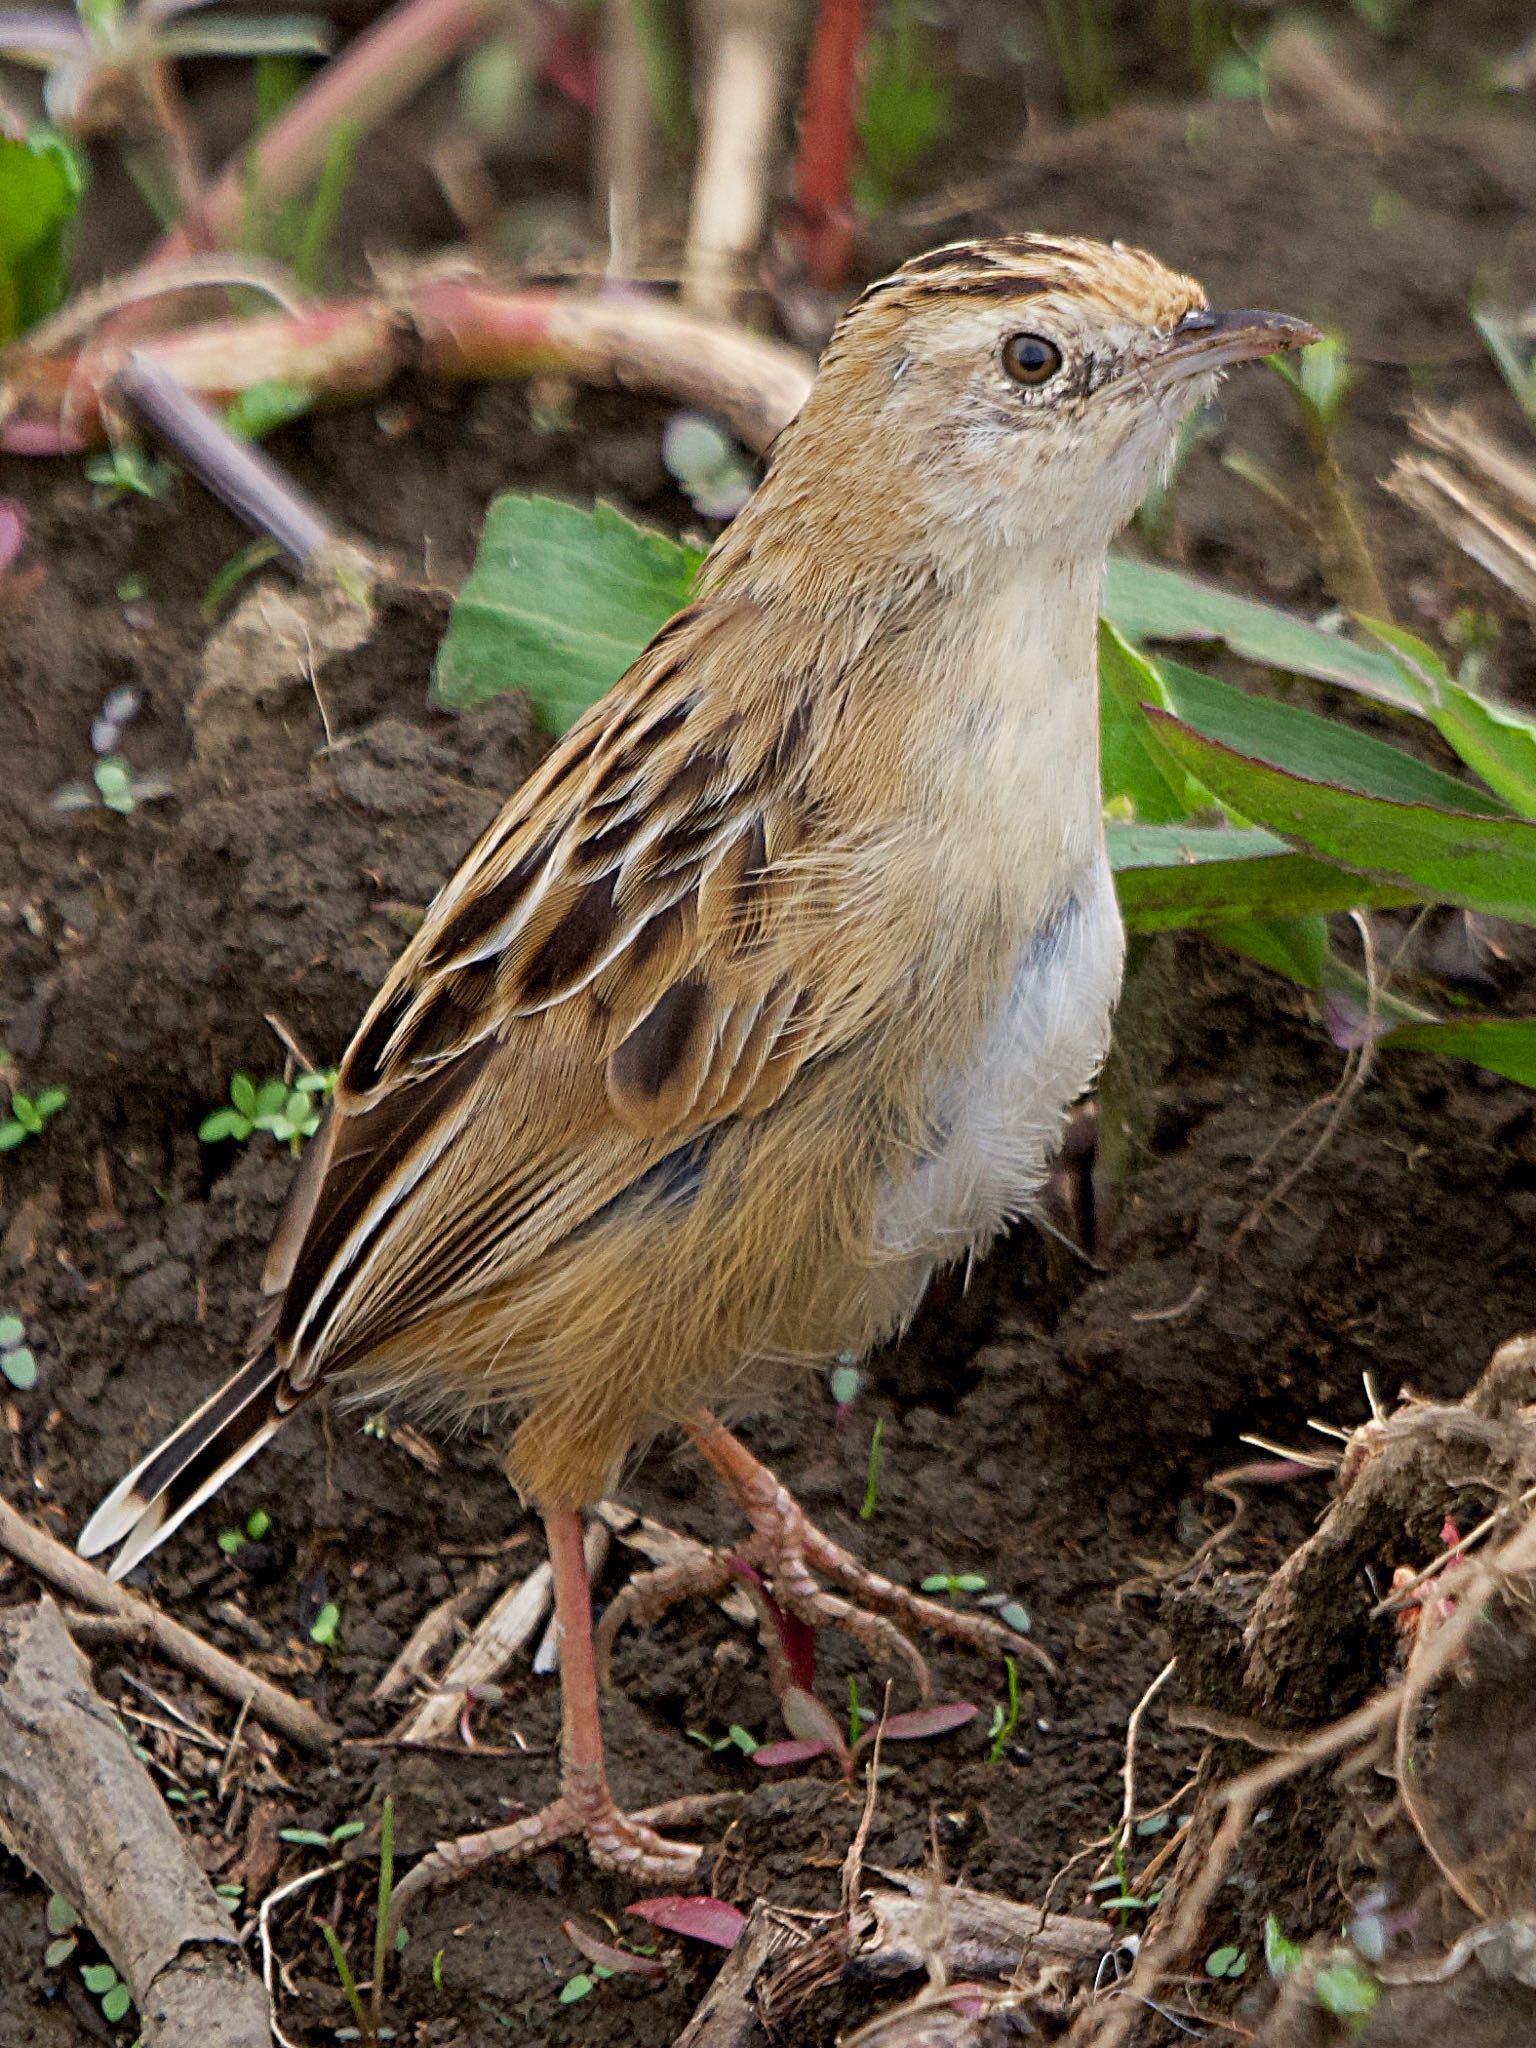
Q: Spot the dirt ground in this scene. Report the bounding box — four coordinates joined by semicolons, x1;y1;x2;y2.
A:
5;7;1536;2045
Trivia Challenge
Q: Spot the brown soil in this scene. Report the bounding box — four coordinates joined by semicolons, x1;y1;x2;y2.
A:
5;10;1536;2045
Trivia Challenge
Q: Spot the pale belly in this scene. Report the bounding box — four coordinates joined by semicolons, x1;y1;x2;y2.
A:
873;854;1124;1267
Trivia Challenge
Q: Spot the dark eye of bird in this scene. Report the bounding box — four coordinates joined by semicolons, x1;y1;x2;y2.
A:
1002;333;1064;388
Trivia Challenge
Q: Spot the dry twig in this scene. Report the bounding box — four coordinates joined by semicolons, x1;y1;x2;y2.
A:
0;1494;338;1752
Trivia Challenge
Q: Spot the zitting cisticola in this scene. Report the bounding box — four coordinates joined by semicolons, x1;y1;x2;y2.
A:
82;235;1316;1880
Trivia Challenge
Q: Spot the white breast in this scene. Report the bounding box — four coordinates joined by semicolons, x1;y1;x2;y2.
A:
874;853;1123;1262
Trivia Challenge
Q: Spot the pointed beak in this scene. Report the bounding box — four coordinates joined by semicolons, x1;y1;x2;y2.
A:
1153;306;1323;383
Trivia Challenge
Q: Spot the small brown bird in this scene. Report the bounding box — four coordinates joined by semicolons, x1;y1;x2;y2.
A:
82;235;1315;1887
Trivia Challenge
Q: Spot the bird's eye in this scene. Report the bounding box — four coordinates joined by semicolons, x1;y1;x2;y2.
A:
1002;333;1063;388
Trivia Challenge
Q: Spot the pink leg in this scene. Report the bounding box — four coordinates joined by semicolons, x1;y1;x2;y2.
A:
388;1509;699;1927
599;1410;1050;1694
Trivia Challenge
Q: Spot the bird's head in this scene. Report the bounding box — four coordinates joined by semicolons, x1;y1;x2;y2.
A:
722;234;1318;596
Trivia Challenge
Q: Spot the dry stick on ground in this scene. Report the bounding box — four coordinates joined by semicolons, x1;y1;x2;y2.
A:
370;1556;502;1703
1071;1477;1536;2048
0;1598;272;2048
0;1494;338;1753
391;1518;607;1743
3;273;816;459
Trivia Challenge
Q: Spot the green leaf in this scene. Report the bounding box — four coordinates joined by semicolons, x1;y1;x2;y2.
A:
80;1963;118;1994
0;1123;27;1150
279;1828;334;1848
1147;710;1536;925
101;1982;132;2022
246;1509;271;1539
559;1974;595;2003
309;1600;340;1645
0;125;84;345
199;1108;249;1142
217;1528;245;1555
1375;1017;1536;1089
1098;623;1193;821
1368;620;1536;818
1103;556;1415;710
33;1086;67;1119
3;1346;38;1389
230;1073;258;1119
45;1895;78;1937
1206;913;1332;992
224;379;311;441
330;1819;365;1843
1205;1944;1247;1979
1314;1960;1379;2019
433;496;704;732
1159;659;1505;813
0;1315;24;1349
1109;822;1421;931
254;1078;290;1117
44;1935;78;1968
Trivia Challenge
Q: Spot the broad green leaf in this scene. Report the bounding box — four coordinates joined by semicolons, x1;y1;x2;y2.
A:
1098;624;1193;821
1158;660;1505;814
434;496;704;731
1376;1017;1536;1090
1103;556;1414;710
1206;913;1331;991
1368;621;1536;818
1148;711;1536;926
1108;823;1420;930
0;124;84;344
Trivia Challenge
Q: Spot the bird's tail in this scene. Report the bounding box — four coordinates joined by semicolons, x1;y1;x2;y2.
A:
77;1352;294;1580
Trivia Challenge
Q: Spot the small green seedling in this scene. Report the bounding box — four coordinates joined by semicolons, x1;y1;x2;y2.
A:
829;1359;861;1408
1205;1944;1248;1979
218;1507;273;1554
317;1796;401;2045
50;754;173;814
559;1964;614;2004
859;1416;885;1521
114;572;147;604
0;1084;67;1150
44;1893;79;1968
309;1600;341;1647
0;1313;36;1390
199;1068;335;1154
920;1570;988;1599
80;1960;133;2025
280;1816;366;1851
686;1724;759;1756
85;447;175;503
978;1590;1032;1634
986;1654;1020;1765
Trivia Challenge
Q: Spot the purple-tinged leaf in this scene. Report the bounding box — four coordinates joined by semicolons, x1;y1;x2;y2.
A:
0;499;23;572
869;1701;978;1744
751;1737;833;1768
625;1897;747;1949
562;1918;665;1979
779;1684;849;1759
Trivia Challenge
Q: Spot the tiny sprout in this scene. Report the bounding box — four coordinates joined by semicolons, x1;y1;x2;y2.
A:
859;1415;884;1521
1205;1944;1248;1979
1314;1957;1379;2021
80;1960;132;2024
0;1084;67;1151
113;575;147;606
50;755;171;814
686;1723;759;1756
85;448;175;503
309;1600;340;1646
986;1654;1020;1765
216;1507;273;1555
1264;1914;1304;1978
1;1312;36;1390
920;1570;988;1597
829;1361;861;1407
200;1068;335;1155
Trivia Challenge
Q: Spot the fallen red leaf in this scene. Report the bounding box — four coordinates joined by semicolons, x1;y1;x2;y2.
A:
625;1896;747;1950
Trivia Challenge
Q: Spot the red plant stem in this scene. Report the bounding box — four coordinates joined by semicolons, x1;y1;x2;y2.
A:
791;0;871;289
2;280;815;456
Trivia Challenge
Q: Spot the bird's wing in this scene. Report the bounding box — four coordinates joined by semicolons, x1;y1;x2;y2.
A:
260;597;898;1385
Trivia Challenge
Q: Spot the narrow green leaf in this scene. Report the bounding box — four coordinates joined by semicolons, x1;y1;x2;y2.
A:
1098;622;1190;821
1109;822;1421;930
0;125;84;344
1368;620;1536;818
1148;711;1536;925
1376;1017;1536;1089
433;497;704;731
1159;660;1505;813
1103;555;1415;709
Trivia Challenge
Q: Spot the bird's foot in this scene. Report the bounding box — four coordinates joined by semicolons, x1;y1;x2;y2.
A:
387;1777;702;1933
598;1415;1051;1695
